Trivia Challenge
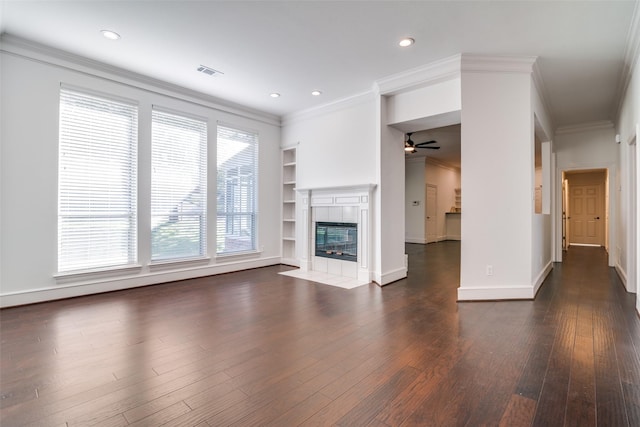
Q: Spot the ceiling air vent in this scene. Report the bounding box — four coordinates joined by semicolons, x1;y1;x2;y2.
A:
197;65;223;77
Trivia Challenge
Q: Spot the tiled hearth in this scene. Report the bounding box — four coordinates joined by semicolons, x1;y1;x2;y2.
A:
279;269;369;289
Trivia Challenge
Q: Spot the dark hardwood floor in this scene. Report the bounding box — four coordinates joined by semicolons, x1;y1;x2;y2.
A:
1;242;639;426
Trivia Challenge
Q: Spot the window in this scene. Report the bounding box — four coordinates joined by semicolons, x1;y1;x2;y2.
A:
58;88;138;272
151;109;207;261
216;125;258;255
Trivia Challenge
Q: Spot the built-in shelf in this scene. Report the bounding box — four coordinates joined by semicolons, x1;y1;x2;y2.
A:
281;147;298;266
453;188;461;213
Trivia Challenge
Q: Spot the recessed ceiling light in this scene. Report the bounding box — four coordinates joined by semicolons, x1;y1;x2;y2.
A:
101;30;121;40
399;37;414;47
270;93;281;98
311;90;322;96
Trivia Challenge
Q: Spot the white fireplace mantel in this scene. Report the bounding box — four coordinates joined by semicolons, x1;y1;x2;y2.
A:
296;184;376;283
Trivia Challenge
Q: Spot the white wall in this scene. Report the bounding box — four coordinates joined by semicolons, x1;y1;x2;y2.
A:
531;80;554;292
459;67;536;300
376;95;407;284
281;94;377;189
282;92;409;284
0;42;282;307
386;78;461;125
405;157;426;243
615;33;640;314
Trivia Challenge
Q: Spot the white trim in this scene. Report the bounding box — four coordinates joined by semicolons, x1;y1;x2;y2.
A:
1;257;281;308
615;263;629;290
296;183;377;193
555;120;615;135
533;261;554;296
375;54;461;95
555;163;617;267
457;285;536;301
614;0;640;121
54;264;143;282
461;54;537;74
531;61;555;131
281;91;376;126
374;266;408;286
405;237;427;244
0;34;280;126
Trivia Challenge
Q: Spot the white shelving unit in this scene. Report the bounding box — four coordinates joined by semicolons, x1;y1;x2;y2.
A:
281;147;298;266
454;188;461;212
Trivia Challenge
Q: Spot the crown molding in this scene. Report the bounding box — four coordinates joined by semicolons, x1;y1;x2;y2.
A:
461;54;538;74
555;120;614;135
0;34;281;127
531;60;555;132
281;90;376;126
374;54;461;96
613;0;640;122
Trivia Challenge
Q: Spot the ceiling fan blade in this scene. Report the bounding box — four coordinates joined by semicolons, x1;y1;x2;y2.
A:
415;140;437;147
425;146;440;150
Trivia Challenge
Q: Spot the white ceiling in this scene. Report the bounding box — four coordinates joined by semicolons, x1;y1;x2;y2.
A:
1;0;636;129
6;1;636;170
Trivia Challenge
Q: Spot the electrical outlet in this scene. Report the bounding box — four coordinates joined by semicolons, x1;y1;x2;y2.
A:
486;265;493;276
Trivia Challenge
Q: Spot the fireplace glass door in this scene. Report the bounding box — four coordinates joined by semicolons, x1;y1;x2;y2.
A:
315;222;357;262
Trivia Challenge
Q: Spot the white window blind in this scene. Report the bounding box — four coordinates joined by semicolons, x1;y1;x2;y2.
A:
151;109;207;261
58;88;138;272
216;125;258;255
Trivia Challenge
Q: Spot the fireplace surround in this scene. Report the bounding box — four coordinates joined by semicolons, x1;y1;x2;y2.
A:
296;184;376;282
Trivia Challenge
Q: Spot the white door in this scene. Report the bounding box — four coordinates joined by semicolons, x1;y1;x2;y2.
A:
426;185;437;243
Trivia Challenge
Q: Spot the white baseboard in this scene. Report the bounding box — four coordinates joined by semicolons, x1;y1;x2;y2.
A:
457;285;537;301
445;235;461;241
373;266;407;286
0;257;281;308
405;237;427;244
533;261;554;296
615;263;629;290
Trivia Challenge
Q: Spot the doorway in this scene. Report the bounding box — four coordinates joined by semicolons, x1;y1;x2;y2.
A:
564;169;608;248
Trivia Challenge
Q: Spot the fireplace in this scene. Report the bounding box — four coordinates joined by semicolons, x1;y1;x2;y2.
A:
315;222;357;262
295;184;375;282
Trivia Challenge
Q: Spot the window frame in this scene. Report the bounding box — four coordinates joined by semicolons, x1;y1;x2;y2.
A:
57;86;139;273
150;107;208;263
216;123;259;257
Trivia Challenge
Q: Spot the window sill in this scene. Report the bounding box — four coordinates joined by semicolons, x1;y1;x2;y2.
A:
54;264;143;283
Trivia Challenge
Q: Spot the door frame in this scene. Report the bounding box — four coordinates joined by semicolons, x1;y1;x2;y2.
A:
425;184;438;243
554;165;616;266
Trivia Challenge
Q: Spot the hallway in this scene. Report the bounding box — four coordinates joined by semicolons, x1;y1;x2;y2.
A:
1;243;639;426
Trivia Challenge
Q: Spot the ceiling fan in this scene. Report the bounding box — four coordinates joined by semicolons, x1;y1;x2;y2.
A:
404;132;440;153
